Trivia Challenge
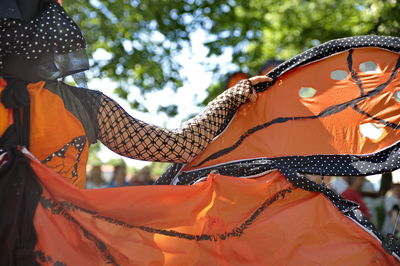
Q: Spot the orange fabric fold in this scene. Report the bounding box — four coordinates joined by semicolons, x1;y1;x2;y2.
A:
30;156;397;265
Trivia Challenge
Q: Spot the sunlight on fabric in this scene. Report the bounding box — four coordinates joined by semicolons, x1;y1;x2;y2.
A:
394;90;400;102
330;70;348;80
393;169;400;183
299;87;317;98
359;122;385;141
359;61;380;73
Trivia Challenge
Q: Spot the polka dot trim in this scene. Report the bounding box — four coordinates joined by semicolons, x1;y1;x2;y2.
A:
156;144;399;254
253;35;400;92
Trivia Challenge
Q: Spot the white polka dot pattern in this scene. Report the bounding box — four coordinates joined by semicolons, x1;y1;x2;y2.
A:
253;35;400;92
0;2;85;68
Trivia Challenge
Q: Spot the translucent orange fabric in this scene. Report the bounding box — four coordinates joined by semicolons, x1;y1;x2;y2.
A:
185;48;400;170
30;156;397;265
0;81;89;187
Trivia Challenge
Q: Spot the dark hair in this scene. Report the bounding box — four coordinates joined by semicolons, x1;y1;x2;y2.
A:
258;59;284;75
344;176;365;186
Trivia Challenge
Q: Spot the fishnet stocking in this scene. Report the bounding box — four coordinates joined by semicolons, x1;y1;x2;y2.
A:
97;79;253;163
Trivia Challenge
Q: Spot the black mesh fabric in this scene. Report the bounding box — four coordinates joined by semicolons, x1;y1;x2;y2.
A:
97;79;254;163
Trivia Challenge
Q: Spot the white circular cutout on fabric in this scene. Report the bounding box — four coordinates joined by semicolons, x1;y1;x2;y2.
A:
360;122;384;140
330;70;348;80
394;90;400;103
299;87;316;98
359;61;380;73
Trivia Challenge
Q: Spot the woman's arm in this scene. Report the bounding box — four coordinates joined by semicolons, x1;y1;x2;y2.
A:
97;76;270;163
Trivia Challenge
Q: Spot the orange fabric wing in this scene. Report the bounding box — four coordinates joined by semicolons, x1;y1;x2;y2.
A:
186;47;400;170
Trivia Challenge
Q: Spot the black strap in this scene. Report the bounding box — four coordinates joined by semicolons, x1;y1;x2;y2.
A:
0;78;30;148
0;79;39;264
0;145;42;266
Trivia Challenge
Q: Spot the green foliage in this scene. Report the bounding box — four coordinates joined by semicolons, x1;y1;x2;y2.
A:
88;142;103;166
375;204;385;231
63;0;400;112
157;104;178;117
148;162;172;178
201;81;224;106
106;158;127;167
63;0;190;113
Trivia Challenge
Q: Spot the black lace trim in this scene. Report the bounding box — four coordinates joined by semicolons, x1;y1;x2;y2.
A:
35;250;67;266
39;197;119;266
42;136;86;180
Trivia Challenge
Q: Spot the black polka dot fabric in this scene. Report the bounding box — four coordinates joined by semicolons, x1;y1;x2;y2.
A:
0;2;87;79
157;141;400;186
253;35;400;92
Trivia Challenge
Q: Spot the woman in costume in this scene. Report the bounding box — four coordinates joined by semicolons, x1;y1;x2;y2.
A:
0;0;271;188
2;2;400;265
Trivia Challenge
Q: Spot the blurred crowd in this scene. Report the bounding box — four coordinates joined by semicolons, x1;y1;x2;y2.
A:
312;175;400;237
86;164;154;189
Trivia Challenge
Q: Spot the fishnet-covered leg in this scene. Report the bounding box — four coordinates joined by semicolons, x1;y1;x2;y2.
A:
97;79;253;163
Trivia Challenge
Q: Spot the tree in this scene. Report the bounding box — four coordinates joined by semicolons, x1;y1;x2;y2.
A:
63;0;400;114
88;142;103;166
148;162;172;178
